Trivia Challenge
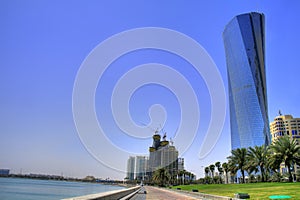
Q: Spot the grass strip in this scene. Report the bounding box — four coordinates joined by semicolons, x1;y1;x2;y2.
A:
172;182;300;199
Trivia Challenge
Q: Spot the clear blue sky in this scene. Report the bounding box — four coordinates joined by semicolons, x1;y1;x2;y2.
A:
1;1;299;180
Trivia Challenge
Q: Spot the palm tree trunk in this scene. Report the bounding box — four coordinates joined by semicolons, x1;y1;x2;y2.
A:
241;170;245;183
260;166;265;182
287;164;293;182
225;172;228;184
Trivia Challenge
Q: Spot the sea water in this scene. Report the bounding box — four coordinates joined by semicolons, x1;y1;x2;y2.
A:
0;177;125;200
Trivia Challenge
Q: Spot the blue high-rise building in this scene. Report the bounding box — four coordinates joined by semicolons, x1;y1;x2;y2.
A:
223;12;271;150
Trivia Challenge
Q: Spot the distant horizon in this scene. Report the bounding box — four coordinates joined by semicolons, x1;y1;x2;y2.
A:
1;1;300;180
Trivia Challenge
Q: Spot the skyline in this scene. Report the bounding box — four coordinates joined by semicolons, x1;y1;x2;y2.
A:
1;1;300;180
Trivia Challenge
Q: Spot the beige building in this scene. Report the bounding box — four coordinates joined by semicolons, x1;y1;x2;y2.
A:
270;113;300;142
270;113;300;174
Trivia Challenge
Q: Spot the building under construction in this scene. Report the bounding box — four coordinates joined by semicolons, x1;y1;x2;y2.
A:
148;131;179;179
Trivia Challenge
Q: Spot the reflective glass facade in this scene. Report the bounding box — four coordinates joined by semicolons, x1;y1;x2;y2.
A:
223;12;271;150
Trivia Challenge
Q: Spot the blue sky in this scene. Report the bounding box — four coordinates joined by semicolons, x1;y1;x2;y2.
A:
1;1;299;180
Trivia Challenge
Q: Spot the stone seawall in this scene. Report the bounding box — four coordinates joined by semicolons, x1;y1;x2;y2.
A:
62;186;141;200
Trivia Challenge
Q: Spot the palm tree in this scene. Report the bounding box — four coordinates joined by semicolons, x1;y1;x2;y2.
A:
209;164;215;179
267;150;282;173
170;173;177;185
215;162;221;175
190;173;195;183
177;170;184;185
228;160;238;183
215;161;223;183
270;136;300;182
186;171;191;183
222;162;229;184
247;145;269;182
204;167;210;177
152;168;171;187
227;148;248;183
182;170;187;185
244;163;257;182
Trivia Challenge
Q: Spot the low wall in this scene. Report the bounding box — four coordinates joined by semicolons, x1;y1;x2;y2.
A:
62;186;141;200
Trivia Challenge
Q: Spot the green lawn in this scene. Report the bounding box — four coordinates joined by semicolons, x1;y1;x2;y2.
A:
172;182;300;199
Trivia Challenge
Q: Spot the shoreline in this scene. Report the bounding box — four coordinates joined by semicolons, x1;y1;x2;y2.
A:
0;174;127;186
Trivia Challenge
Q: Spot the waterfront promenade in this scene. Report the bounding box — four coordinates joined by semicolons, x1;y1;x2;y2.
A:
130;186;202;200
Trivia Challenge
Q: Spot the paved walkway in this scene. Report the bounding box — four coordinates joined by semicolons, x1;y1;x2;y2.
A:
130;186;202;200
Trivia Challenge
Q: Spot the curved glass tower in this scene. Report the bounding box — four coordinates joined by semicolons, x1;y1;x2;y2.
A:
223;12;271;150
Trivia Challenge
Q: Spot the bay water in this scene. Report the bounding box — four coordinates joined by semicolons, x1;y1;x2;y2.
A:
0;177;125;200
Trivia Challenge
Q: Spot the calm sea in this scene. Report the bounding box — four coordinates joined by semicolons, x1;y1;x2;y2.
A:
0;177;125;200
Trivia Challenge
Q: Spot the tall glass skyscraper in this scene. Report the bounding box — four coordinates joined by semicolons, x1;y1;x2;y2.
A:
223;12;271;150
